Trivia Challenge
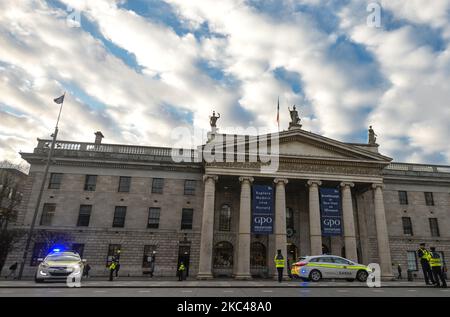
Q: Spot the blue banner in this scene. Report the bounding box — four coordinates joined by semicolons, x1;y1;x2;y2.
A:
252;185;274;234
319;188;342;236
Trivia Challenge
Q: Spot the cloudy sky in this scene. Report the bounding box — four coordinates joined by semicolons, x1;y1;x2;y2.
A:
1;0;450;166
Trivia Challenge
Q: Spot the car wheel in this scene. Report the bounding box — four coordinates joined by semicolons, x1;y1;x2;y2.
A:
309;270;322;282
356;270;368;282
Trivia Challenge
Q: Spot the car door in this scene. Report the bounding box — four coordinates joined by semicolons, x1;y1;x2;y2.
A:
332;257;354;279
317;257;338;279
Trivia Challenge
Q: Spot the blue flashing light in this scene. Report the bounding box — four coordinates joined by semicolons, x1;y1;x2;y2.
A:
52;248;61;252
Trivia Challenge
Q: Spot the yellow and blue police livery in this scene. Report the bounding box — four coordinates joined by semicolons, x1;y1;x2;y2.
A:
291;255;371;282
35;249;85;283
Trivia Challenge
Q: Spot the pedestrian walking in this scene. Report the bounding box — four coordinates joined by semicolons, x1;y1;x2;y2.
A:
397;264;402;280
429;247;447;288
148;254;155;278
5;262;18;279
417;243;435;285
274;249;285;283
83;263;91;278
178;262;186;281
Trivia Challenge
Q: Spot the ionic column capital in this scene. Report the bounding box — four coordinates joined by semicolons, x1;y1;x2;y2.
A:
372;183;385;190
340;182;355;189
274;178;289;185
203;174;218;183
239;176;254;184
307;179;322;187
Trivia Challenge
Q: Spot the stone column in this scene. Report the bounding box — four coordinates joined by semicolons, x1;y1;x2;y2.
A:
372;183;394;280
274;178;288;278
197;175;218;279
235;176;254;280
340;182;358;262
307;180;322;255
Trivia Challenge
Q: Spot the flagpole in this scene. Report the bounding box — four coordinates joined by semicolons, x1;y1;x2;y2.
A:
17;94;66;280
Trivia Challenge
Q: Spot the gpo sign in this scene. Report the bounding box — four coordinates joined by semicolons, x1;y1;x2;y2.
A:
254;216;273;226
323;219;341;227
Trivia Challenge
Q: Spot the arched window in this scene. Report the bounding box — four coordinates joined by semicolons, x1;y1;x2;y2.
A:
286;207;294;231
213;241;233;268
219;204;231;231
250;242;267;268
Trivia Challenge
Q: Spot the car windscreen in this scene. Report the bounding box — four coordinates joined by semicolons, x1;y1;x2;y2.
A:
46;255;80;262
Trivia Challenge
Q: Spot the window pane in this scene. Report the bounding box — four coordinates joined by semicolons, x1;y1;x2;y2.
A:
113;206;127;227
77;205;92;227
84;175;97;191
429;218;440;237
143;245;157;268
147;207;160;229
399;191;408;205
219;204;231;231
152;178;164;194
250;242;267;268
407;251;418;271
402;217;413;235
40;203;56;226
184;180;196;195
286;207;294;230
48;173;62;189
425;192;434;206
118;176;131;192
181;208;193;229
213;242;233;268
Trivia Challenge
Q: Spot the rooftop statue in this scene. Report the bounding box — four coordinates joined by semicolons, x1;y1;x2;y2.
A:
210;111;220;128
368;125;377;145
288;105;302;129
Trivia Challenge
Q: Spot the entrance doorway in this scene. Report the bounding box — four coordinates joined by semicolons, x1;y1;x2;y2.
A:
177;246;191;277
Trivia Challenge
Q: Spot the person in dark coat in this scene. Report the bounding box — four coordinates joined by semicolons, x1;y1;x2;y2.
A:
6;262;18;279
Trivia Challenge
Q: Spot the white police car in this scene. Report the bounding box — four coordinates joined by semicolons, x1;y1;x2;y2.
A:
35;250;85;283
291;255;370;282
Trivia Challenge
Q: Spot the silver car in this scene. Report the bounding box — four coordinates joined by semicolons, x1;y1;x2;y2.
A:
35;251;85;283
291;255;370;282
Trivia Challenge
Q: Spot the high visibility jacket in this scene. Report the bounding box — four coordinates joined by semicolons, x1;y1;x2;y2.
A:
274;256;285;268
178;264;186;271
418;248;431;262
430;252;442;267
109;262;117;270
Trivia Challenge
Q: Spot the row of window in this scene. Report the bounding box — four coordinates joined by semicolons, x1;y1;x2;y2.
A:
402;217;440;237
398;191;435;206
40;204;194;230
48;173;197;195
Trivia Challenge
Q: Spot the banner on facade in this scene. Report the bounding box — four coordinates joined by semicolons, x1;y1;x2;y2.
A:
252;185;274;234
319;188;342;236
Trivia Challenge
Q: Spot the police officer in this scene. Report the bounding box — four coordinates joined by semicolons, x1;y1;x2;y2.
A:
108;260;116;281
417;243;435;285
274;249;285;283
114;250;121;278
429;247;447;288
178;262;186;281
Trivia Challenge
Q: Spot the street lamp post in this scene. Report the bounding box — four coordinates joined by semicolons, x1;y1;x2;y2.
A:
17;93;65;280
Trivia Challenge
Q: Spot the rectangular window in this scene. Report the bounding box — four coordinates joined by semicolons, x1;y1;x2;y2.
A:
402;217;413;235
72;243;85;258
30;243;46;266
113;206;127;228
40;203;56;226
48;173;63;189
106;244;121;267
407;251;418;271
147;207;161;229
424;192;434;206
184;180;196;195
118;176;131;192
398;191;408;205
84;175;97;191
429;218;440;237
181;208;194;230
77;205;92;227
143;245;157;268
151;178;164;194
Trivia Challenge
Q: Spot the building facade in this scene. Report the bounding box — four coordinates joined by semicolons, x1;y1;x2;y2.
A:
3;124;450;280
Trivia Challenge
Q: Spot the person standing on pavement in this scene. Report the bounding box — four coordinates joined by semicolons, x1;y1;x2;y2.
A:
397;264;402;280
114;250;121;278
178;262;186;281
149;254;155;278
274;249;285;283
108;260;116;281
417;243;435;285
429;247;447;288
83;262;91;278
5;262;18;279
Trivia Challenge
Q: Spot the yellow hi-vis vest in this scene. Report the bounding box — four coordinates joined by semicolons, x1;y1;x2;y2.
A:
419;248;432;261
430;253;442;267
179;264;186;271
274;256;285;268
109;262;116;270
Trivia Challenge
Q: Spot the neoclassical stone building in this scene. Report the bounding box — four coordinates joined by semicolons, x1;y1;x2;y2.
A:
4;120;450;280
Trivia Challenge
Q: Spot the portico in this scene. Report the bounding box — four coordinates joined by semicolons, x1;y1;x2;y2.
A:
197;127;395;280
